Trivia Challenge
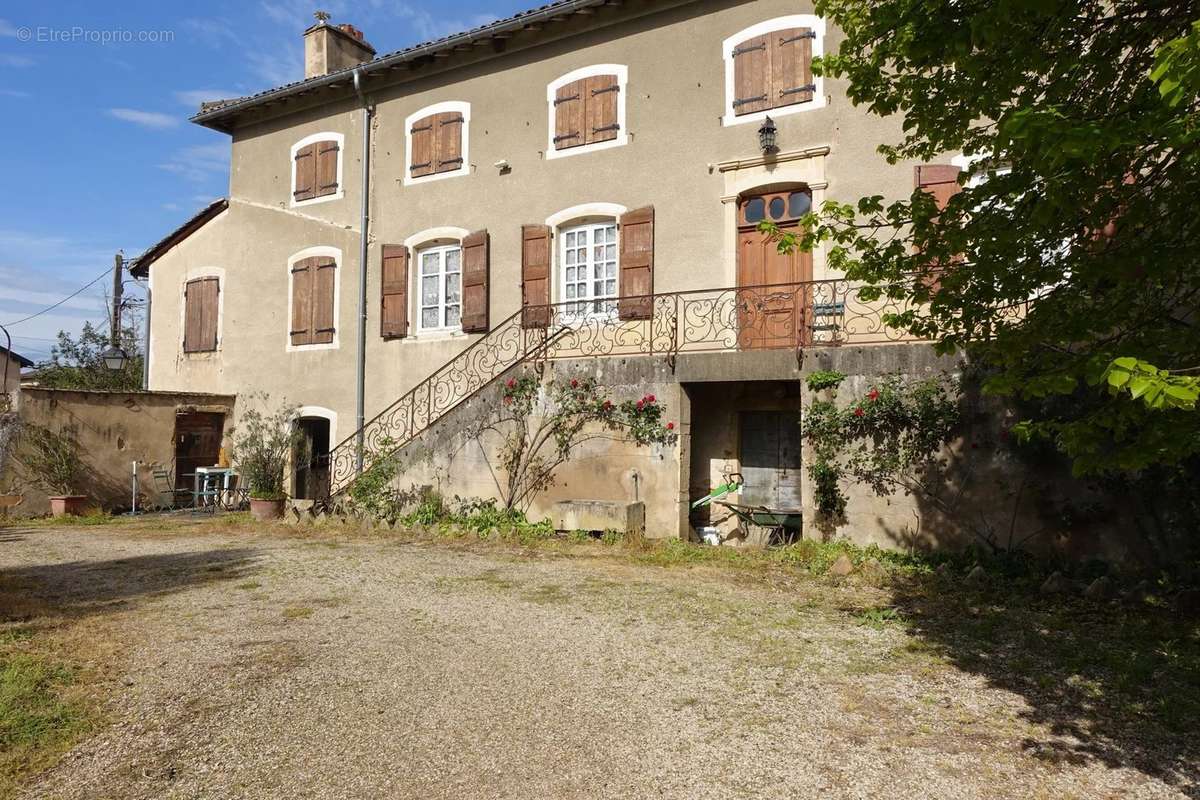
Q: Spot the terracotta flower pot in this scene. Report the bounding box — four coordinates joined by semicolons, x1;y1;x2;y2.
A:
49;495;88;517
249;498;285;521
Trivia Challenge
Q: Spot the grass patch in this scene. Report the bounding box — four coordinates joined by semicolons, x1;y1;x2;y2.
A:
236;581;262;590
281;606;314;620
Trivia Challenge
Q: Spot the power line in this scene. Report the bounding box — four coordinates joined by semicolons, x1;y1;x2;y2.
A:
0;267;113;328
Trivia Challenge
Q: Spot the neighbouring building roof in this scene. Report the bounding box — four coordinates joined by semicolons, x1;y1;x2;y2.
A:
129;198;228;278
1;346;34;369
192;0;689;132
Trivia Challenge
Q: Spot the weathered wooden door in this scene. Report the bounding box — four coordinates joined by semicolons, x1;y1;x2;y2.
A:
736;189;814;349
174;412;224;484
739;411;803;510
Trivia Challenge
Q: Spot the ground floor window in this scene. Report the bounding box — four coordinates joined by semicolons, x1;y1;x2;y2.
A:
417;243;462;332
559;221;617;315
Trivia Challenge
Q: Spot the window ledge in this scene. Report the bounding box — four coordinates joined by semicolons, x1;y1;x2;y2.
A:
290;191;344;209
408;329;467;342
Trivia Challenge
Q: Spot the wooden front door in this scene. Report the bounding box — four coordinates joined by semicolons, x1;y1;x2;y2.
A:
736;189;814;349
739;411;803;510
174;412;224;485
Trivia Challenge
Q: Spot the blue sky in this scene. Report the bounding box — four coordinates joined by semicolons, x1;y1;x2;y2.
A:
0;0;526;361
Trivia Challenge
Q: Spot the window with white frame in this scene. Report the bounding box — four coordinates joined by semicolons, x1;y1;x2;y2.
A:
417;243;462;332
404;101;471;186
546;65;629;159
559;221;618;315
722;16;826;126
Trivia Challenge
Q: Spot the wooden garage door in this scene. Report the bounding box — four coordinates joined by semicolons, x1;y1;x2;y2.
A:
739;411;802;509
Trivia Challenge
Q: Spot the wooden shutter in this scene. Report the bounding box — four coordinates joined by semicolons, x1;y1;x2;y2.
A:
196;278;219;351
316;140;339;197
618;207;655;320
521;225;551;328
290;258;315;345
293;143;317;202
461;230;490;333
585;74;620;145
732;34;770;116
772;28;815;106
435;112;465;174
914;165;964;291
381;245;409;339
410;115;435;178
553;79;585;151
183;280;202;352
312;257;337;345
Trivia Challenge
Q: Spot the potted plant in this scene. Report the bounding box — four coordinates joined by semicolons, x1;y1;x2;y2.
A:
22;424;87;517
230;394;304;521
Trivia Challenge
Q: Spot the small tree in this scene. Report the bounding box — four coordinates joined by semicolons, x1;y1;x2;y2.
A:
36;321;144;392
474;375;676;512
20;424;83;496
228;395;304;501
0;408;22;492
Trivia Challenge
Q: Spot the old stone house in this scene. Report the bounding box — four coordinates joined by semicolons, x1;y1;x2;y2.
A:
133;0;1073;552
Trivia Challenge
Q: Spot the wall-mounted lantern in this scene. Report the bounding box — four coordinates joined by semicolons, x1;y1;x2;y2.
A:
758;116;778;155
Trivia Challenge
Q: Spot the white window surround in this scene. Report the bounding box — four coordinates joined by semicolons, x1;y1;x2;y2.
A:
403;101;472;187
403;227;470;341
285;245;342;353
544;202;628;313
721;16;827;127
296;406;338;448
290;131;345;208
179;267;225;354
545;64;629;160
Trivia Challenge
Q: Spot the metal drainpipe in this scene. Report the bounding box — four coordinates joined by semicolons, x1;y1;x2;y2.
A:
141;283;152;389
353;66;374;473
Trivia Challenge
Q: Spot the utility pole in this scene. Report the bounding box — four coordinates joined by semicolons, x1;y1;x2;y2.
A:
110;251;124;346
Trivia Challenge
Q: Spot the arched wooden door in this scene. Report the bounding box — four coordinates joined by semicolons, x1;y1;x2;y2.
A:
736;189;813;349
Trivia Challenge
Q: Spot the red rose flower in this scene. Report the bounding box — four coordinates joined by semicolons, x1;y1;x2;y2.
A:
647;394;656;403
603;400;612;410
854;407;865;417
571;379;579;388
636;400;644;410
506;378;516;389
666;422;674;431
867;389;880;401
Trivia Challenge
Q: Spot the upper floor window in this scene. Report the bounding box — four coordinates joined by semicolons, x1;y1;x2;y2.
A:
546;65;628;159
288;247;339;350
183;276;220;353
291;132;344;206
722;16;826;126
405;101;470;185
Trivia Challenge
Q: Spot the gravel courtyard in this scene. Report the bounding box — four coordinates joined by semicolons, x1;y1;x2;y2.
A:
1;521;1195;799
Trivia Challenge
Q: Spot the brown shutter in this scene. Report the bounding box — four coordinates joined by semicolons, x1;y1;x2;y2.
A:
316;140;339;196
183;280;203;352
553;79;585;151
618;207;654;320
311;257;336;345
435;112;465;174
732;34;770;116
521;225;551;328
460;230;490;333
293;143;317;202
290;258;315;345
196;277;220;351
585;74;620;145
772;28;814;106
410;115;435;178
914;165;964;291
381;245;409;339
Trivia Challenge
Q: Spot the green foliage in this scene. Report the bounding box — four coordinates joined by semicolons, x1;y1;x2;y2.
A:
228;394;303;501
804;370;847;392
18;425;82;496
481;374;676;511
35;321;144;392
764;0;1200;476
346;438;404;519
802;376;960;519
1102;358;1199;411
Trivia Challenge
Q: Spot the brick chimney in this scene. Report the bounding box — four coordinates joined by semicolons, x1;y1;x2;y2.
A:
303;11;376;79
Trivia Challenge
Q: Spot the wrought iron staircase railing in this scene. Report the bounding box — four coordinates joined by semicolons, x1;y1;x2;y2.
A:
326;278;921;497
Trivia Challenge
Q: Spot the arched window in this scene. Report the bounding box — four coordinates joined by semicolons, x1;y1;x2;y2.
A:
546;65;629;159
722;16;826;126
404;101;471;185
290;132;344;205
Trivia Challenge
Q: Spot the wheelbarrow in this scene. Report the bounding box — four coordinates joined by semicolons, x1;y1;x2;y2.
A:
691;473;803;544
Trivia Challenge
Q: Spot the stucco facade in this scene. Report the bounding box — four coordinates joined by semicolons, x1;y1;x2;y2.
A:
138;0;989;545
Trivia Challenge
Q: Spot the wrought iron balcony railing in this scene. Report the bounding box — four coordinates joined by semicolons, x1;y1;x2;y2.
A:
326;278;919;496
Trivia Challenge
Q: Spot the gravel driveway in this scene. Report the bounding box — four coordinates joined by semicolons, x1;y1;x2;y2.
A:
1;523;1193;799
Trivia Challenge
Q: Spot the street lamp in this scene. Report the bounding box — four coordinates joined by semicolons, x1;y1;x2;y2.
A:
101;345;129;372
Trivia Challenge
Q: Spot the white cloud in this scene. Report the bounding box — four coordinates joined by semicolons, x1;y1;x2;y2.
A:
0;54;33;67
108;108;180;129
158;143;230;184
174;88;241;108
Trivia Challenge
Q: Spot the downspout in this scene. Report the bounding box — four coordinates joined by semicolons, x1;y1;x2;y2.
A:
353;66;374;473
141;283;152;389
